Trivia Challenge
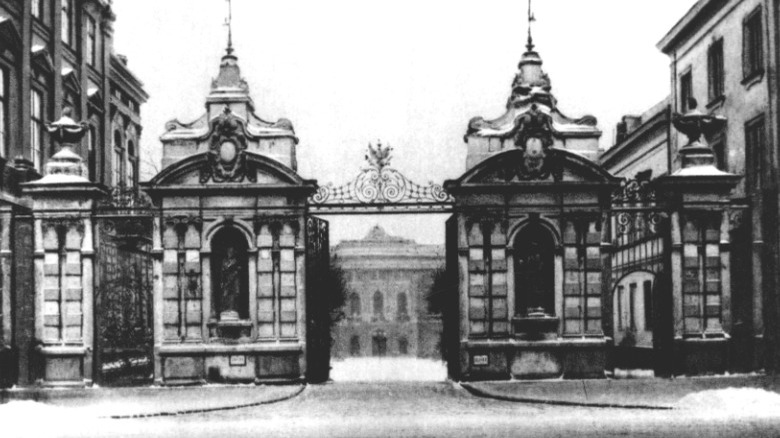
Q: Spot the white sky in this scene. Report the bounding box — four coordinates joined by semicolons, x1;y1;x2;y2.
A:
112;0;697;245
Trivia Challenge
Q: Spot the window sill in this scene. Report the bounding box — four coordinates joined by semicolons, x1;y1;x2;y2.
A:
741;69;765;89
706;95;726;111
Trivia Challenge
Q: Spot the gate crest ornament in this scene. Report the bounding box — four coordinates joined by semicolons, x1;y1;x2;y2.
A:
309;142;453;206
511;104;555;180
200;107;256;183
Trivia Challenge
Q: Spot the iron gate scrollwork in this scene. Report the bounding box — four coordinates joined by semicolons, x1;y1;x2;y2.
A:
609;177;668;288
94;186;155;386
309;142;453;214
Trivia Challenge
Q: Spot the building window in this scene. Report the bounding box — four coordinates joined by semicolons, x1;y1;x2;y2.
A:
61;0;73;45
743;7;763;80
745;115;766;192
680;70;693;112
32;0;43;20
113;130;124;186
87;124;97;181
349;293;361;318
707;38;724;102
0;66;6;158
86;16;97;66
30;89;44;171
373;291;384;320
682;214;722;335
127;139;136;186
396;292;408;321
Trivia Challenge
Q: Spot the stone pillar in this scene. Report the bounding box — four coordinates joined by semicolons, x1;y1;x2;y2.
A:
21;112;105;386
656;103;739;375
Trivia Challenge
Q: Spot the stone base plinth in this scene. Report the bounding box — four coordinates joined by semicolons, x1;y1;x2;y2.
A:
674;337;729;375
461;338;607;381
157;343;304;385
35;345;90;387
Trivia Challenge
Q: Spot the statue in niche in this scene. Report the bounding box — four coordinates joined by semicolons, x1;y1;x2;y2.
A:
219;245;242;320
517;241;545;313
515;225;555;316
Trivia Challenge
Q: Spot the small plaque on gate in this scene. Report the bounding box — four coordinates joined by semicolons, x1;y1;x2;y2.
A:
229;355;246;366
473;355;489;366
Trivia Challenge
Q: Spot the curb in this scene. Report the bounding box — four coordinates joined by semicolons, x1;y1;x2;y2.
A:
103;384;307;419
459;382;674;410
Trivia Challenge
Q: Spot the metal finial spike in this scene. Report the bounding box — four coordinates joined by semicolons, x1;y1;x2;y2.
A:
526;0;536;51
225;0;234;55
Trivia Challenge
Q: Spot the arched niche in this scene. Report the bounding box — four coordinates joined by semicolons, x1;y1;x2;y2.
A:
513;221;556;316
210;226;250;320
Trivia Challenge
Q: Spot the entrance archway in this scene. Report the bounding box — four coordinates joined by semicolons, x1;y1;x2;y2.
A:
513;222;556;316
372;330;388;357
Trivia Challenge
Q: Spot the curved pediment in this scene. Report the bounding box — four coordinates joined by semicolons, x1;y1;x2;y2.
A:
453;148;619;186
147;151;311;188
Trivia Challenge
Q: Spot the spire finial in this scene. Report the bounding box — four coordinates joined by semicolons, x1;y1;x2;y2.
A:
526;0;536;51
225;0;234;55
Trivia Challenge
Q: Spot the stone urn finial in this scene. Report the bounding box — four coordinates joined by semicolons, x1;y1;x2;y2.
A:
672;98;726;171
39;108;90;183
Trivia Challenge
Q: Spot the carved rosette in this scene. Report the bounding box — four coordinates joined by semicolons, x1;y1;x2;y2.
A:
200;108;256;183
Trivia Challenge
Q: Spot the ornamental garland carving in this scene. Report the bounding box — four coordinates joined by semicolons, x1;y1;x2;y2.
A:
200;107;256;184
310;142;453;205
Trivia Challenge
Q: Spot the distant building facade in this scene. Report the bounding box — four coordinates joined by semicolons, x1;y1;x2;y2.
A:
332;226;443;359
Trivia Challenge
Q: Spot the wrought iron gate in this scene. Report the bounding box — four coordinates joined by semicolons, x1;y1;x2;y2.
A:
305;216;330;383
608;178;672;372
93;189;155;386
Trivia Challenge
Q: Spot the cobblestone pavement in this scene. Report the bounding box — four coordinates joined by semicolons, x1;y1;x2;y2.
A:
7;381;780;437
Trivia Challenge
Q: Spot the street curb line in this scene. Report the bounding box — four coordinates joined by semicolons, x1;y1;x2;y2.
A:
459;382;675;410
101;384;307;420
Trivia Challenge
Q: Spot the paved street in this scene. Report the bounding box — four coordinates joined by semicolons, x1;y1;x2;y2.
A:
5;380;780;438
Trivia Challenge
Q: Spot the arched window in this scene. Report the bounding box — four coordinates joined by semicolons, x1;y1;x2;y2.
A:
350;335;361;356
514;222;556;316
211;227;249;320
373;291;384;320
396;292;408;321
349;293;361;318
398;337;409;355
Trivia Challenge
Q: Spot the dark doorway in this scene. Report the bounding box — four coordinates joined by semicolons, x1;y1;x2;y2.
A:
211;227;249;319
514;222;556;316
398;337;409;355
372;331;387;357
